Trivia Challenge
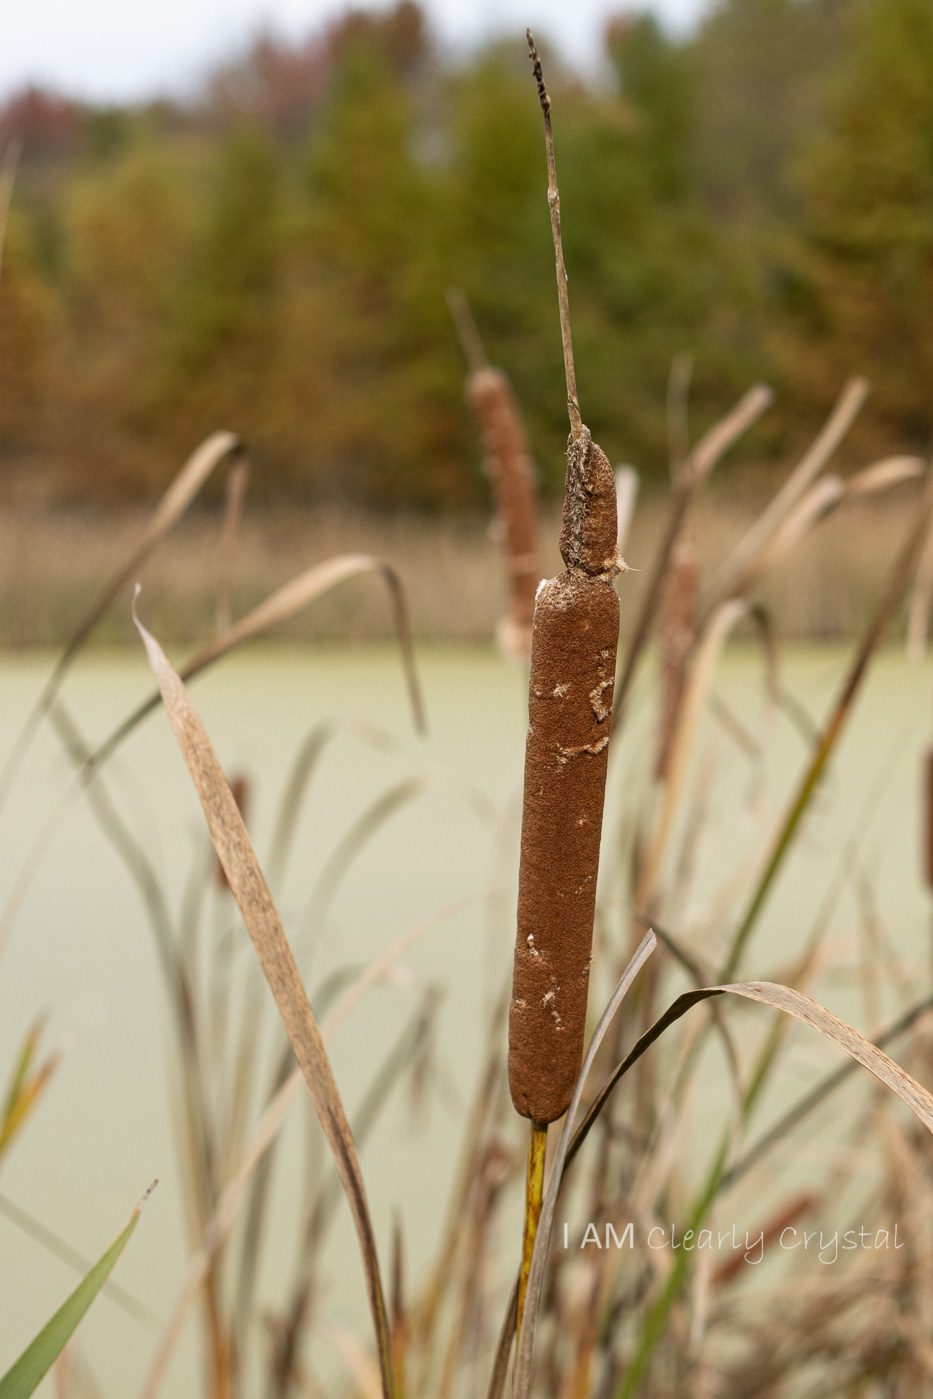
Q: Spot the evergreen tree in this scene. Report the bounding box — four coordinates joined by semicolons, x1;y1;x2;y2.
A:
148;121;284;481
786;0;933;452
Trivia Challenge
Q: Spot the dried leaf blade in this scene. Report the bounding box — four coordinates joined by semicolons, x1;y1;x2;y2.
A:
133;598;395;1398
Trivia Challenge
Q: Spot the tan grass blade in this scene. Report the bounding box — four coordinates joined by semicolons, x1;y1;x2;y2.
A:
511;930;657;1399
273;994;442;1393
689;384;773;487
843;454;924;498
735;456;925;597
615;384;772;714
637;599;749;906
572;979;933;1180
553;974;933;1396
0;554;424;958
720;988;933;1194
142;903;460;1397
143;1072;304;1399
722;465;933;979
133;603;394;1398
234;901;468;1333
508;950;933;1397
732;475;845;595
0;431;242;813
710;376;869;600
101;553;425;767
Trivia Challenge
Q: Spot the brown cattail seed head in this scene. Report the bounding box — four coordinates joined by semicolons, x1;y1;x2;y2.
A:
560;430;619;580
467;367;541;660
509;430;620;1124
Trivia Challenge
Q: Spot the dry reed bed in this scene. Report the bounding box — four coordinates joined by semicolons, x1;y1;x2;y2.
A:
0;488;922;649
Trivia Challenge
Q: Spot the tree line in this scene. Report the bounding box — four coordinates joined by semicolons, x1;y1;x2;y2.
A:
1;0;932;508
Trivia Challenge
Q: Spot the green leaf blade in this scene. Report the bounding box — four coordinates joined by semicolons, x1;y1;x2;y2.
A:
0;1188;152;1399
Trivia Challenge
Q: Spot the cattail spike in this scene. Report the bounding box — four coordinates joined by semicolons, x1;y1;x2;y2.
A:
560;427;620;580
509;31;622;1129
467;366;542;661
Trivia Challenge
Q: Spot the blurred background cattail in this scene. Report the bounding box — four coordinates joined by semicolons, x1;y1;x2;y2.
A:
449;289;542;663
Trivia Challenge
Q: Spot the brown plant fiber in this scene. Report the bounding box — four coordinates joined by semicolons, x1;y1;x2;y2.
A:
509;430;620;1124
467;367;541;656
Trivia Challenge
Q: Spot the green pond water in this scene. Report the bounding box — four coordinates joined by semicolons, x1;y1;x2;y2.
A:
0;642;930;1395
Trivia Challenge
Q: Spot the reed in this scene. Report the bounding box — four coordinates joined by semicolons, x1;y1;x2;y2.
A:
654;533;697;781
508;32;622;1334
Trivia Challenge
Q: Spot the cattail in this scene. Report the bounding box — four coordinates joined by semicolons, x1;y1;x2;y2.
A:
509;429;620;1123
511;32;622;1330
467;366;541;662
448;289;542;663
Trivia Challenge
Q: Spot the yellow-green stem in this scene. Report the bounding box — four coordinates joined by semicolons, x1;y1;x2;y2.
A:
517;1122;547;1334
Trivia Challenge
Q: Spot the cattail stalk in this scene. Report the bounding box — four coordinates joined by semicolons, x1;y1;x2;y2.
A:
517;1123;547;1325
510;31;621;1330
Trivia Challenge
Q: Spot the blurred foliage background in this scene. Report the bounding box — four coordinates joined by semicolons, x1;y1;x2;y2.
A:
1;0;932;510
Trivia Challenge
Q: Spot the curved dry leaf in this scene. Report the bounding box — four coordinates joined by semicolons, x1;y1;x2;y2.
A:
141;1066;304;1399
0;432;242;814
734;475;844;595
843;455;924;498
720;990;933;1195
133;604;395;1398
484;1280;518;1399
0;553;425;958
142;902;461;1398
722;468;933;980
690;384;773;486
511;973;933;1399
573;979;933;1185
102;553;425;767
737;457;925;598
616;383;771;715
638;599;750;905
711;377;868;601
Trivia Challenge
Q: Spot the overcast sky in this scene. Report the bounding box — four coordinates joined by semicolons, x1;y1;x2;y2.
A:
3;0;707;103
